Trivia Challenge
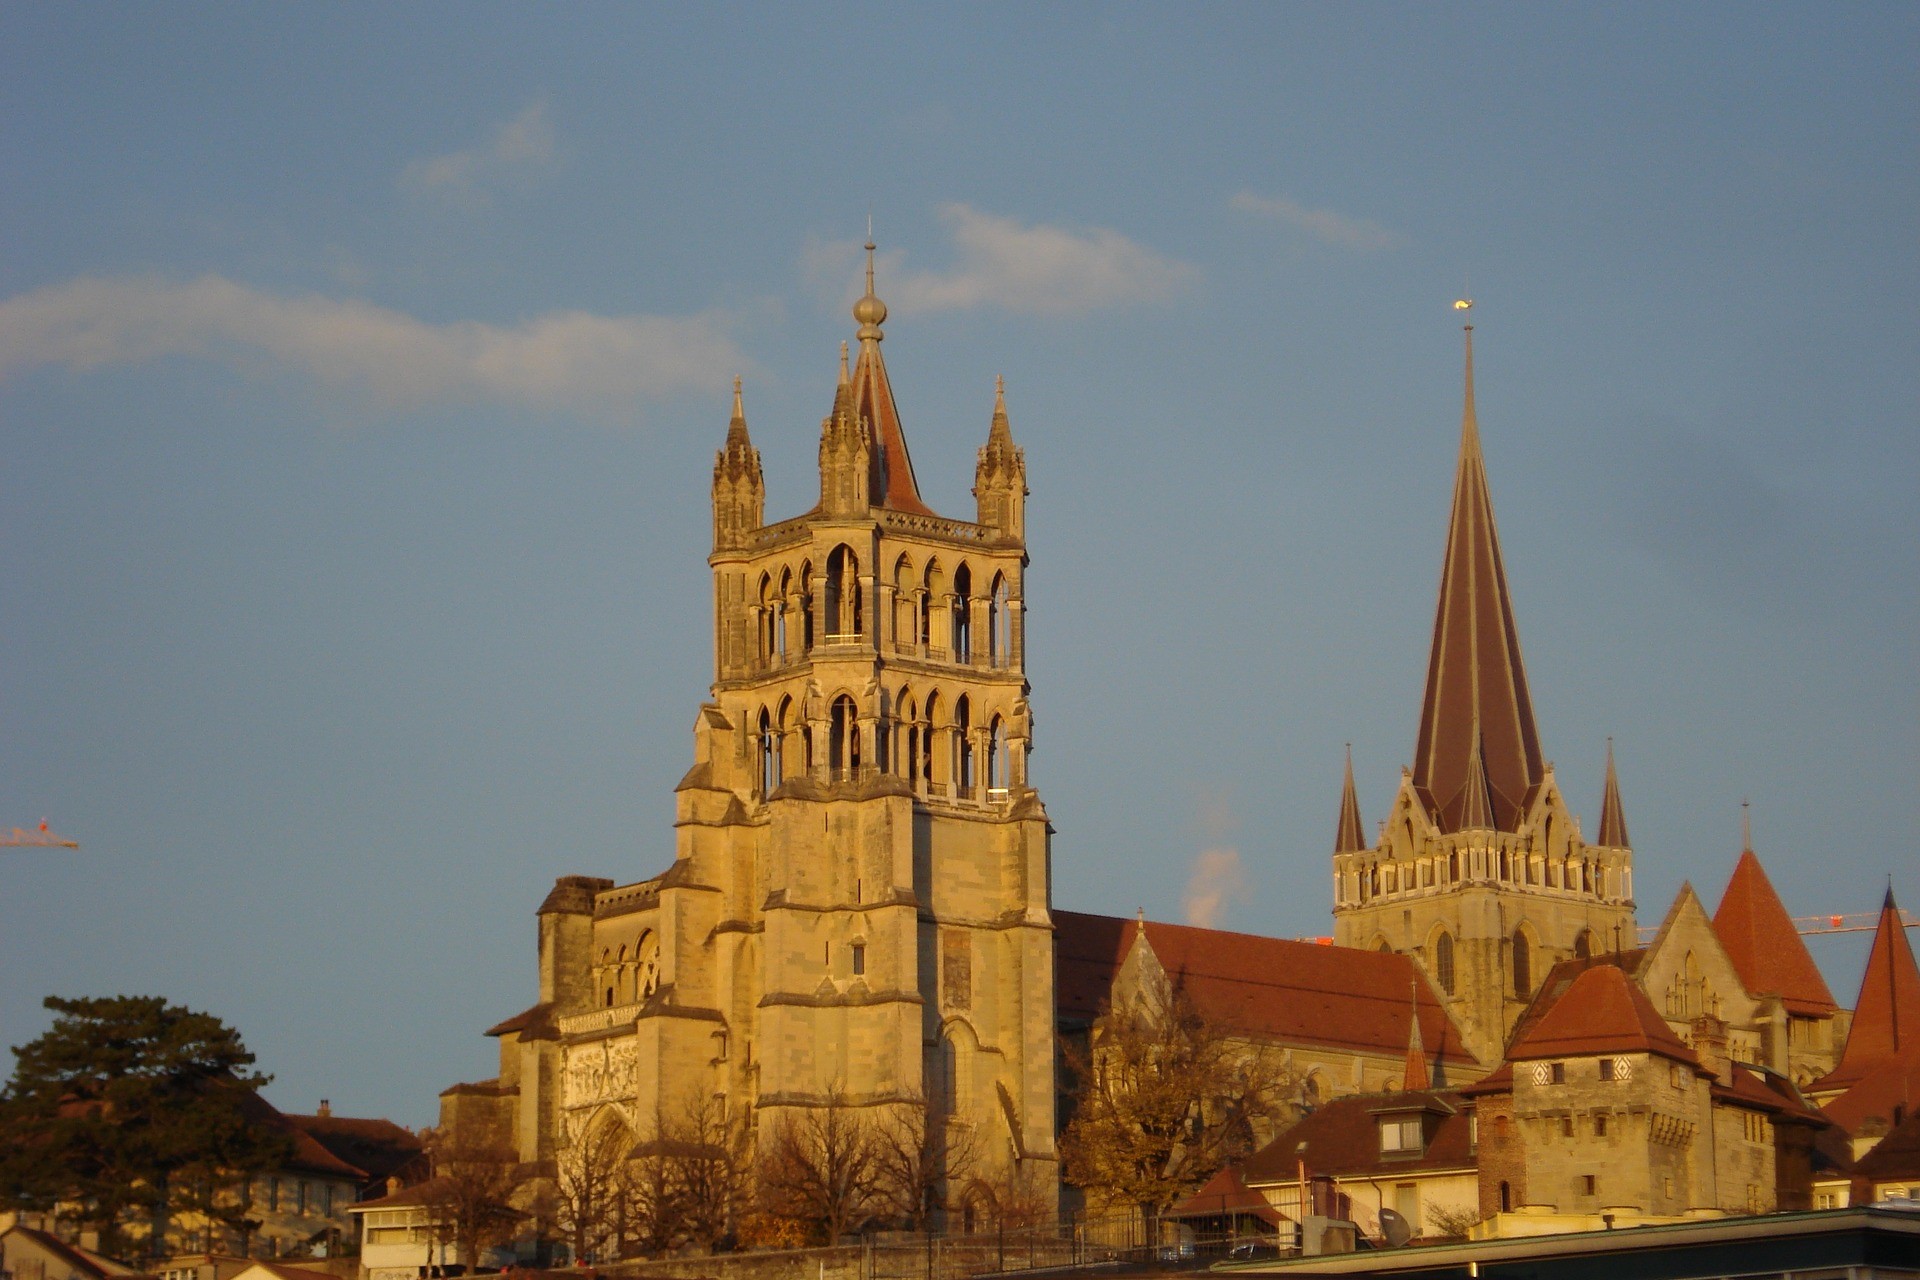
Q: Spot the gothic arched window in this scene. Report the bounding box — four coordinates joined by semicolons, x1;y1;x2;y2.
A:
1573;929;1593;960
952;563;973;662
1512;930;1533;996
1435;931;1456;995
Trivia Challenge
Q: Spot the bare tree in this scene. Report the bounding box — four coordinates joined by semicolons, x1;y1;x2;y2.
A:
614;1094;747;1258
870;1095;979;1230
1060;988;1297;1224
550;1118;630;1264
420;1128;523;1269
756;1087;886;1244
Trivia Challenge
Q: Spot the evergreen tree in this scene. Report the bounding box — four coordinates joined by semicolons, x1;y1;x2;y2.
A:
0;995;292;1262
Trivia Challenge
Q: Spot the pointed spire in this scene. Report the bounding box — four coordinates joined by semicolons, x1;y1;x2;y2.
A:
726;375;749;445
1411;321;1544;833
846;237;935;516
1712;845;1837;1016
990;374;1012;443
1823;887;1920;1091
1596;738;1631;848
1457;725;1495;831
974;374;1027;535
1403;980;1431;1091
1334;745;1367;854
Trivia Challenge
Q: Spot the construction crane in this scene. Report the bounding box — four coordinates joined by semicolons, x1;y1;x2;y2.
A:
1;819;78;849
1791;911;1918;936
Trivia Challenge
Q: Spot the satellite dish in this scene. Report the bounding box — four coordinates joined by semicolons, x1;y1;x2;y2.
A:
1378;1208;1413;1248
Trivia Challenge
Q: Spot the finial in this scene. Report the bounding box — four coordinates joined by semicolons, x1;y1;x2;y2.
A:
853;235;887;339
995;373;1005;408
839;340;850;385
732;374;744;419
1741;798;1751;853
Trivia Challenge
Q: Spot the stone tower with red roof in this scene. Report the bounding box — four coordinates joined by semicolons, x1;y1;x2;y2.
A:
1332;323;1637;1068
466;244;1056;1215
1711;844;1844;1084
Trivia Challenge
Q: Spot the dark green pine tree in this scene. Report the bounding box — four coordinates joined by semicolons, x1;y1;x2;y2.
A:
0;995;294;1262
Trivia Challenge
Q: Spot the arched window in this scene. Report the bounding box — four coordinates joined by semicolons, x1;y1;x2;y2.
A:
955;695;974;793
924;692;945;789
1499;1181;1512;1213
758;707;776;795
952;564;973;662
1448;851;1460;882
775;569;792;657
1513;930;1533;996
799;561;816;652
989;574;1010;666
1435;932;1456;995
986;715;1008;791
757;574;775;664
1573;929;1593;960
830;694;860;774
825;545;861;639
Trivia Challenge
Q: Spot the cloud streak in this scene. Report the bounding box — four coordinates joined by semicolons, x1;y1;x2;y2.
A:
1182;847;1247;931
1230;191;1407;252
0;275;745;418
401;101;557;197
810;205;1195;318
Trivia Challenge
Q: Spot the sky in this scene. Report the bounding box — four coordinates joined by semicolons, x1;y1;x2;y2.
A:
2;5;1915;1129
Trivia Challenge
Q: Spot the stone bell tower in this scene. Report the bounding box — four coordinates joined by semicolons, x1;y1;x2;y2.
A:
1332;320;1637;1070
691;241;1056;1208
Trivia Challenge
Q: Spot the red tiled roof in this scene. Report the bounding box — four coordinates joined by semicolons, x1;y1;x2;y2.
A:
1167;1164;1286;1225
848;313;934;517
1506;964;1698;1068
1821;1053;1920;1136
1711;848;1837;1016
1410;329;1544;835
1816;889;1920;1095
233;1264;340;1280
1854;1107;1920;1182
288;1112;425;1190
1054;912;1477;1070
1242;1091;1475;1184
234;1090;367;1180
1501;951;1646;1055
0;1226;141;1279
1711;1064;1827;1125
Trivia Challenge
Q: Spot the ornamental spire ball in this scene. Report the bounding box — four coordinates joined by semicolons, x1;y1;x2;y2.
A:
853;239;887;339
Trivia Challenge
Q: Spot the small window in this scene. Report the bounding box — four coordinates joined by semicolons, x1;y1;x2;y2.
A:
1599;1057;1615;1081
268;1177;280;1211
1671;1063;1687;1089
1379;1118;1423;1153
852;943;867;976
1550;1062;1565;1084
1594;1114;1608;1137
1561;1115;1574;1138
1580;1174;1597;1196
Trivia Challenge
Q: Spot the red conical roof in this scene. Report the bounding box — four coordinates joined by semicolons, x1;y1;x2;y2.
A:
846;244;935;517
1595;740;1630;848
1507;964;1699;1069
1334;746;1367;854
1711;848;1837;1017
1402;982;1431;1091
1411;327;1544;833
1819;889;1920;1094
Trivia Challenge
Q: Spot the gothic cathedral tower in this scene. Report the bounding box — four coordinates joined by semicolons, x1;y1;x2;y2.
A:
1332;323;1638;1069
698;243;1057;1203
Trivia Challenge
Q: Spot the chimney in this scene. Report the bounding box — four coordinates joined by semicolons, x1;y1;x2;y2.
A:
1690;1014;1731;1079
317;1099;331;1118
386;1175;402;1195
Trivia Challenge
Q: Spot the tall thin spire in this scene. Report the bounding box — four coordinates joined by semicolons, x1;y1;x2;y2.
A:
1334;745;1367;854
1458;725;1496;831
1596;738;1630;848
1821;886;1920;1092
846;236;934;516
726;374;749;444
1411;319;1544;832
1403;979;1431;1091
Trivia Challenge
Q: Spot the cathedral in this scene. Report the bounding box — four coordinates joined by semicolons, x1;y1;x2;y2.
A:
442;244;1057;1212
430;259;1909;1242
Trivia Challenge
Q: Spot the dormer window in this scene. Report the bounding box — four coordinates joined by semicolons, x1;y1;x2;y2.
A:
1379;1118;1423;1154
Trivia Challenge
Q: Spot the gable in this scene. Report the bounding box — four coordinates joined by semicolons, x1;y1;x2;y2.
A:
1637;883;1758;1030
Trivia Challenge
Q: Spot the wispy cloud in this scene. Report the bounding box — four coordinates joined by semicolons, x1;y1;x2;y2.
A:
807;205;1195;318
0;275;745;418
401;101;557;198
1182;848;1247;931
1230;191;1407;252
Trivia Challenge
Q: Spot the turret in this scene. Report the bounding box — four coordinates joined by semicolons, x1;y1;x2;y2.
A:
818;349;874;516
712;376;764;550
974;376;1027;537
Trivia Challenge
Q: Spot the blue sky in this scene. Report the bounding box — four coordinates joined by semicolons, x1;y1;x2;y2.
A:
2;5;1914;1127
